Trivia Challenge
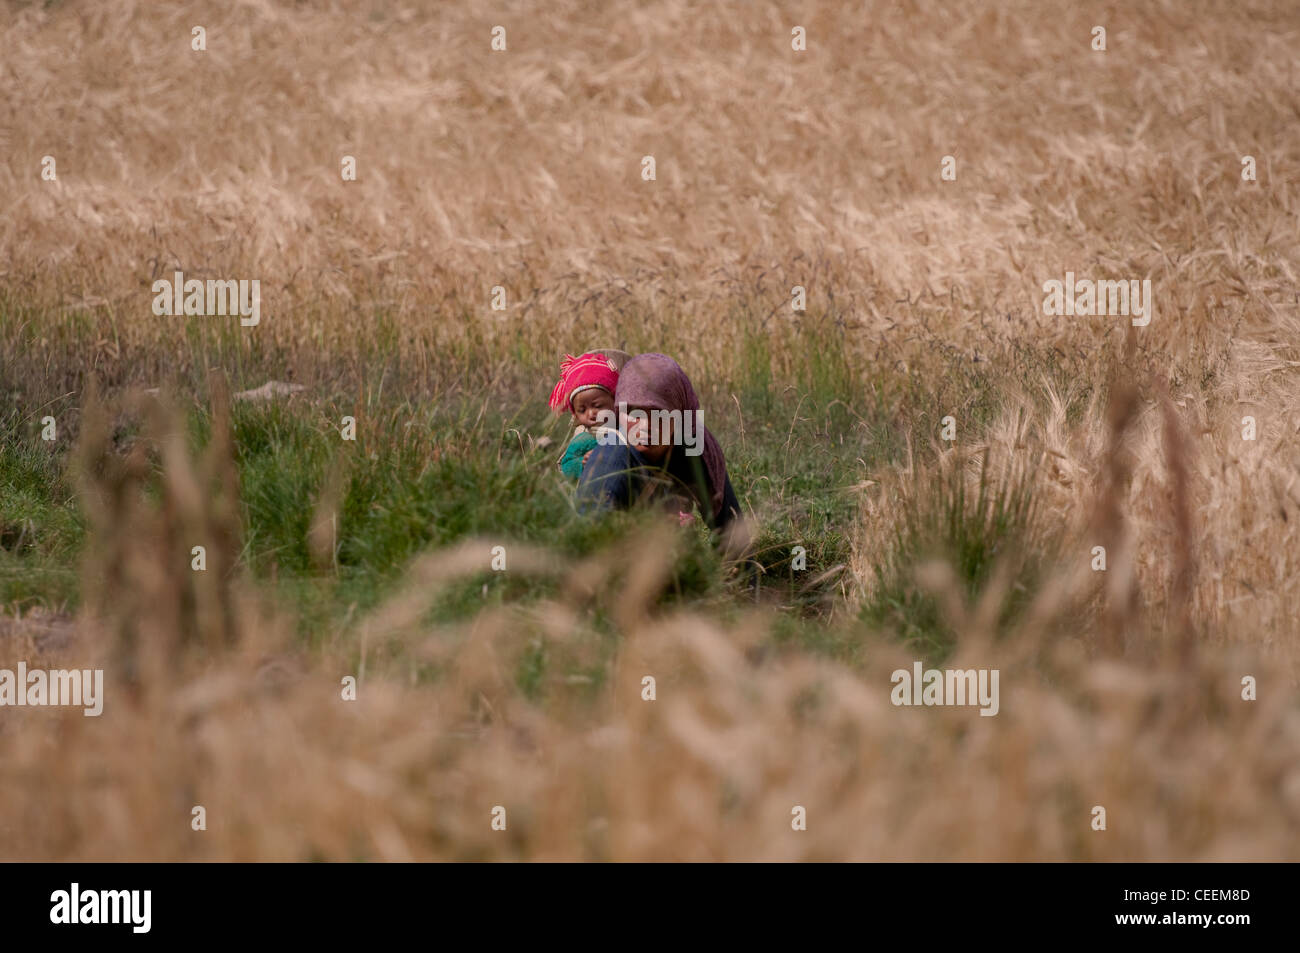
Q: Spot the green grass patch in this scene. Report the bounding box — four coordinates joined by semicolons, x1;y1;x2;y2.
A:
860;447;1061;661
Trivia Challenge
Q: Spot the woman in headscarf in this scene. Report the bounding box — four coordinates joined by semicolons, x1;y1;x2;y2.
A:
576;353;746;550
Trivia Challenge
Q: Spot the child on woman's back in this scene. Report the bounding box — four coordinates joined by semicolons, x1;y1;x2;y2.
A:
548;350;629;478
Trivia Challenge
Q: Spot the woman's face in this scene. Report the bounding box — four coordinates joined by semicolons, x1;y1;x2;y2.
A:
622;405;674;462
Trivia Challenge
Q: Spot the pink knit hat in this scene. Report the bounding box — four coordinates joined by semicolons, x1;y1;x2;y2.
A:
548;352;621;412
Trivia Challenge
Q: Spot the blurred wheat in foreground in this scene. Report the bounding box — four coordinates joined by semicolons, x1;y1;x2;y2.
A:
1;384;1298;863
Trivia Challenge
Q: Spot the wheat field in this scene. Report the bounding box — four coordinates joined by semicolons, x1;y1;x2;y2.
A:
1;0;1299;861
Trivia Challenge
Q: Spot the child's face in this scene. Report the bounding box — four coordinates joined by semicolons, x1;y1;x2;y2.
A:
571;388;615;429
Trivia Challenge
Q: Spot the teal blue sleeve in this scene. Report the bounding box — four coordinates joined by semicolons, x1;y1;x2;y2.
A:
560;433;599;479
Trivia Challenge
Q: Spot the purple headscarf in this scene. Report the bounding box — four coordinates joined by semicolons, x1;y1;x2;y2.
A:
615;353;730;520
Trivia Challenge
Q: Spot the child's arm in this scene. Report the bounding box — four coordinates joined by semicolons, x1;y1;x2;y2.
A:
559;432;598;479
